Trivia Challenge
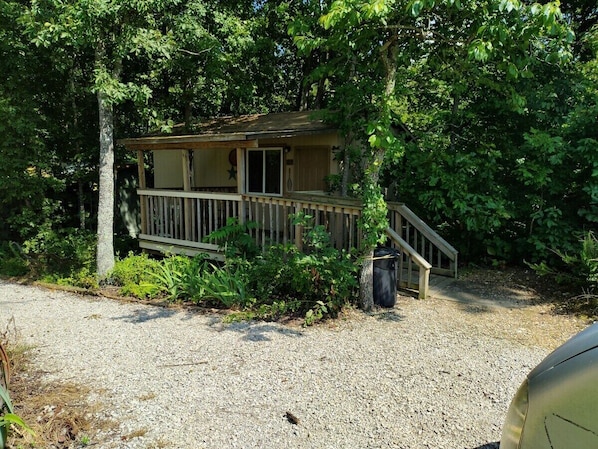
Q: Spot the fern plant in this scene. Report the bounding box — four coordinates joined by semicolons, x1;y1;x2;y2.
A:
529;231;598;288
581;231;598;284
204;218;259;259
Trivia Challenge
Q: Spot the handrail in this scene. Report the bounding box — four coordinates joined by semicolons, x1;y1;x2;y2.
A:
387;202;458;278
386;227;431;300
385;228;432;270
388;202;458;261
288;192;366;208
267;193;362;215
138;189;242;201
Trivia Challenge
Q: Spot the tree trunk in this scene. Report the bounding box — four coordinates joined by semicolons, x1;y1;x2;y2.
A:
359;148;386;311
78;180;86;229
96;88;115;278
341;148;350;197
359;250;375;311
358;37;399;311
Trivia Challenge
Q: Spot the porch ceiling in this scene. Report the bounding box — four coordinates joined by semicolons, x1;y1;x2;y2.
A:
120;110;336;151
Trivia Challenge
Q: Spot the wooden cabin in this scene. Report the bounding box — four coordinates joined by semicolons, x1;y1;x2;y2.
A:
120;111;458;298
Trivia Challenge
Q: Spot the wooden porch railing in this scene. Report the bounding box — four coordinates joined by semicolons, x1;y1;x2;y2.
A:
136;189;458;298
138;189;243;259
244;194;362;250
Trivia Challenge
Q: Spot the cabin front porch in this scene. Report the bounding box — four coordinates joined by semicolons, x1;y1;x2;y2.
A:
120;111;458;299
136;188;458;299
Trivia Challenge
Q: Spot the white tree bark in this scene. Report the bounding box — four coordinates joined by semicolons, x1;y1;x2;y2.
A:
96;88;115;278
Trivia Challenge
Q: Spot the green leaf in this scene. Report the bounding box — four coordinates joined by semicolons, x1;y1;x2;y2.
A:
368;134;378;147
0;385;14;413
507;62;518;79
0;413;35;436
410;0;423;17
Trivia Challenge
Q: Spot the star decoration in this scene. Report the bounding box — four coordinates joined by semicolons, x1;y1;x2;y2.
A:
228;166;237;180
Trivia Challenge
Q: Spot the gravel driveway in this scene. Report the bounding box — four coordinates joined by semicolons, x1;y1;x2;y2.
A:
0;279;585;449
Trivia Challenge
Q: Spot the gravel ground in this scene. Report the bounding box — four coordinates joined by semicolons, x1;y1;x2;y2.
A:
0;279;586;449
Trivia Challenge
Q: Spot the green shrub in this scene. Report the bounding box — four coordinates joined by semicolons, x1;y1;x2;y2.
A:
149;255;253;308
22;228;97;288
582;231;598;284
151;254;209;302
22;228;96;277
53;267;99;289
246;215;359;324
0;243;28;277
529;231;598;288
204;218;259;259
111;253;162;298
199;260;252;308
0;258;28;277
247;245;297;303
122;215;360;324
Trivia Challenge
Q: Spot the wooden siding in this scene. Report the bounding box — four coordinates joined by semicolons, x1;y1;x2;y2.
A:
292;146;330;192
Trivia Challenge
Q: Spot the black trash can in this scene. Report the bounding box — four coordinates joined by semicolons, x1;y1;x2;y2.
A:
373;247;401;307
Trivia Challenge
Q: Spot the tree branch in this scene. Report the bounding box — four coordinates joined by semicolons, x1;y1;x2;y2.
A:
178;47;214;56
384;24;465;46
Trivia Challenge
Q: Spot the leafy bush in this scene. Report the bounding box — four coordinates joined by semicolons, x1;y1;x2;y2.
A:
0;243;28;277
49;267;98;289
150;254;210;302
110;253;162;298
0;258;28;278
582;232;598;285
529;231;598;288
147;254;253;308
22;228;96;278
204;218;259;259
0;229;97;287
246;215;359;324
248;244;358;324
115;216;359;324
200;260;252;308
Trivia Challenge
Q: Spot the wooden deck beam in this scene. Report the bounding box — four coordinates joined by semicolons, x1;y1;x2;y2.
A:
121;139;258;151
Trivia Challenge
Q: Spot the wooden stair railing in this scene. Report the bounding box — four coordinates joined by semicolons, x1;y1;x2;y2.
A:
387;202;458;279
385;227;432;299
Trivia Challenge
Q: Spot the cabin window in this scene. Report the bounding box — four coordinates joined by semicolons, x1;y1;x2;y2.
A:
246;148;282;195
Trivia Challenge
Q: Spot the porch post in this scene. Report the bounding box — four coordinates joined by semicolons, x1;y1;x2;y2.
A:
236;147;246;224
294;202;303;252
137;149;147;236
182;150;193;241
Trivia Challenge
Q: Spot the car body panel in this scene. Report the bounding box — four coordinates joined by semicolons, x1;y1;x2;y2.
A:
514;324;598;449
544;413;598;448
529;323;598;379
